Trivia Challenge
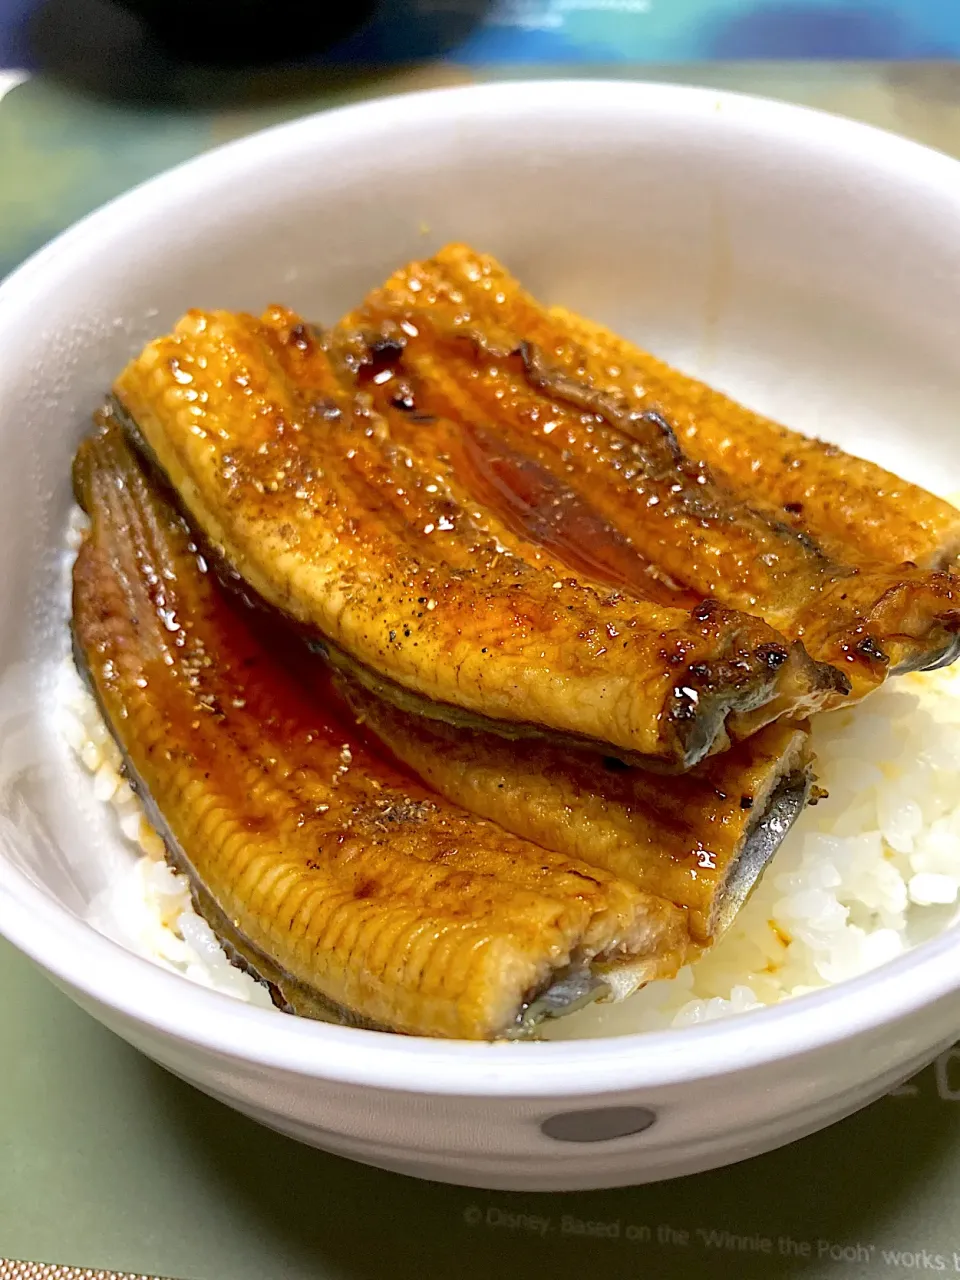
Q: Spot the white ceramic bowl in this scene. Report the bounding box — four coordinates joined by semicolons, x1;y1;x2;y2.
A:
2;80;960;1193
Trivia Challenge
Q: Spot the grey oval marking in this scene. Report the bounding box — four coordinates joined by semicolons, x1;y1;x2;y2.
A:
541;1106;656;1143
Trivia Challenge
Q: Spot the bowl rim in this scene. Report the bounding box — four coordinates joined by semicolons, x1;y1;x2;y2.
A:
2;76;960;1098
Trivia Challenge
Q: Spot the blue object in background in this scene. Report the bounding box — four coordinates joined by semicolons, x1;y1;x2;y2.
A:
3;0;960;68
453;0;960;64
705;0;954;58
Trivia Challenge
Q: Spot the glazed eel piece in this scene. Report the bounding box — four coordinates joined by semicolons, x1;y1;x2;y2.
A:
111;306;844;772
336;244;960;702
72;420;694;1040
340;676;814;949
549;308;960;571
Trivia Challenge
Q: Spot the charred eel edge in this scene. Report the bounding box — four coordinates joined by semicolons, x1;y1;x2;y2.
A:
309;631;808;775
709;764;815;939
892;625;960;675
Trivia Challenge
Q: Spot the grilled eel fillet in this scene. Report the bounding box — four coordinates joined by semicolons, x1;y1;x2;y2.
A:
72;421;695;1040
550;309;960;571
335;244;960;702
112;311;845;772
339;677;814;948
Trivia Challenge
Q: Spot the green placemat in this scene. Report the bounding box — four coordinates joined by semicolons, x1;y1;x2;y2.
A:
3;934;960;1279
4;61;960;1280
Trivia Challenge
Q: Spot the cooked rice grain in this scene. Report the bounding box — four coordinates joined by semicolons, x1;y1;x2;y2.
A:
548;664;960;1038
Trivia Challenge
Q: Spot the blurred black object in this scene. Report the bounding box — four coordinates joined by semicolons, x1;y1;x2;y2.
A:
108;0;378;66
21;0;492;105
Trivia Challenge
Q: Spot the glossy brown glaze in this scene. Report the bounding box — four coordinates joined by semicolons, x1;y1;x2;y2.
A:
450;419;694;607
551;306;960;571
333;243;960;704
383;243;960;571
339;673;813;947
112;307;844;771
71;422;691;1040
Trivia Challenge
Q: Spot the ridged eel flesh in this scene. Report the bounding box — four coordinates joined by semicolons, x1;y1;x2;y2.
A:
333;244;960;706
111;309;849;772
72;421;697;1039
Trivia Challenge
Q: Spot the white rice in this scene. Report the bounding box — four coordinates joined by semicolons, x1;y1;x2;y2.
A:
59;666;273;1010
550;664;960;1038
57;654;960;1037
56;512;272;1010
58;510;960;1037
